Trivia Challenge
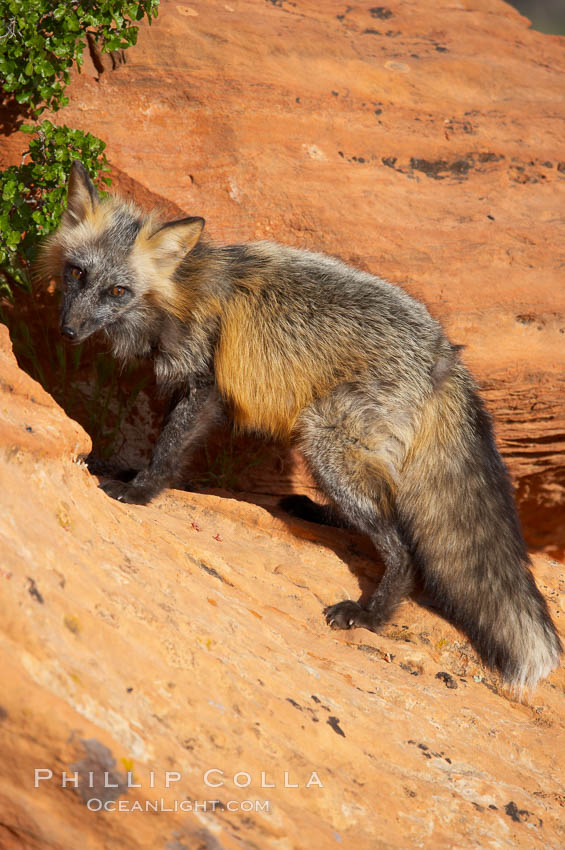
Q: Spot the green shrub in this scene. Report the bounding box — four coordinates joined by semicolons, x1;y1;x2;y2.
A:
0;120;111;296
0;0;160;115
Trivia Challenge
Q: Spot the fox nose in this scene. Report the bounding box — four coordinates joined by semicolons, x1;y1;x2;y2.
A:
61;325;77;340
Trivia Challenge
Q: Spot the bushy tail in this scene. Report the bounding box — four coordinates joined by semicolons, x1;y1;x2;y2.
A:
398;366;562;694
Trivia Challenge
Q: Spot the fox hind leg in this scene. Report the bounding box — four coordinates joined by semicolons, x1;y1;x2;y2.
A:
324;521;413;632
297;387;415;633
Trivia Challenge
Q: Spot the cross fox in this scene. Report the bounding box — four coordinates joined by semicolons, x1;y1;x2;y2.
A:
42;161;561;694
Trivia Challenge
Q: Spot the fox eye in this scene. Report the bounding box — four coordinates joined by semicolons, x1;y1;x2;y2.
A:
70;266;84;280
109;285;126;298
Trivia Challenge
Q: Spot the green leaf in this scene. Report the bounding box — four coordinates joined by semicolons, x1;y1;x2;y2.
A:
1;0;160;113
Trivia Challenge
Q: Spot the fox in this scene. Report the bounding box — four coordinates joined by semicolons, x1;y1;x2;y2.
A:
41;161;561;695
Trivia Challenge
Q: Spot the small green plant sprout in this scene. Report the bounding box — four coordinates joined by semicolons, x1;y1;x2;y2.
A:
0;0;160;115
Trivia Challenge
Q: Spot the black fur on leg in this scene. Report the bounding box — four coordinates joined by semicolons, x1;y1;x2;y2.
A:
86;453;139;482
279;494;343;527
324;521;414;633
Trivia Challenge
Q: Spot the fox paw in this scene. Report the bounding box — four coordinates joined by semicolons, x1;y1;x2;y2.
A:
279;494;344;527
99;479;155;505
324;600;365;630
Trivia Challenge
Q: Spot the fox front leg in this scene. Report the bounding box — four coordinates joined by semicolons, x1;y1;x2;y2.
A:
99;382;220;505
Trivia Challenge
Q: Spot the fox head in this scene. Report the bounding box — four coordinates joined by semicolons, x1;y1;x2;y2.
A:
42;161;205;349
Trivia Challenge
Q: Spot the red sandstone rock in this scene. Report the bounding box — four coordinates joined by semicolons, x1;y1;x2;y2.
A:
0;317;564;849
1;1;565;846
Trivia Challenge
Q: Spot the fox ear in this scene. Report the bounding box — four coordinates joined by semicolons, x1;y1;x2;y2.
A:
65;161;99;225
147;217;205;264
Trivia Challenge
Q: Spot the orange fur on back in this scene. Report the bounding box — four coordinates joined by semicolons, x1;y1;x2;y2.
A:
215;287;370;440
